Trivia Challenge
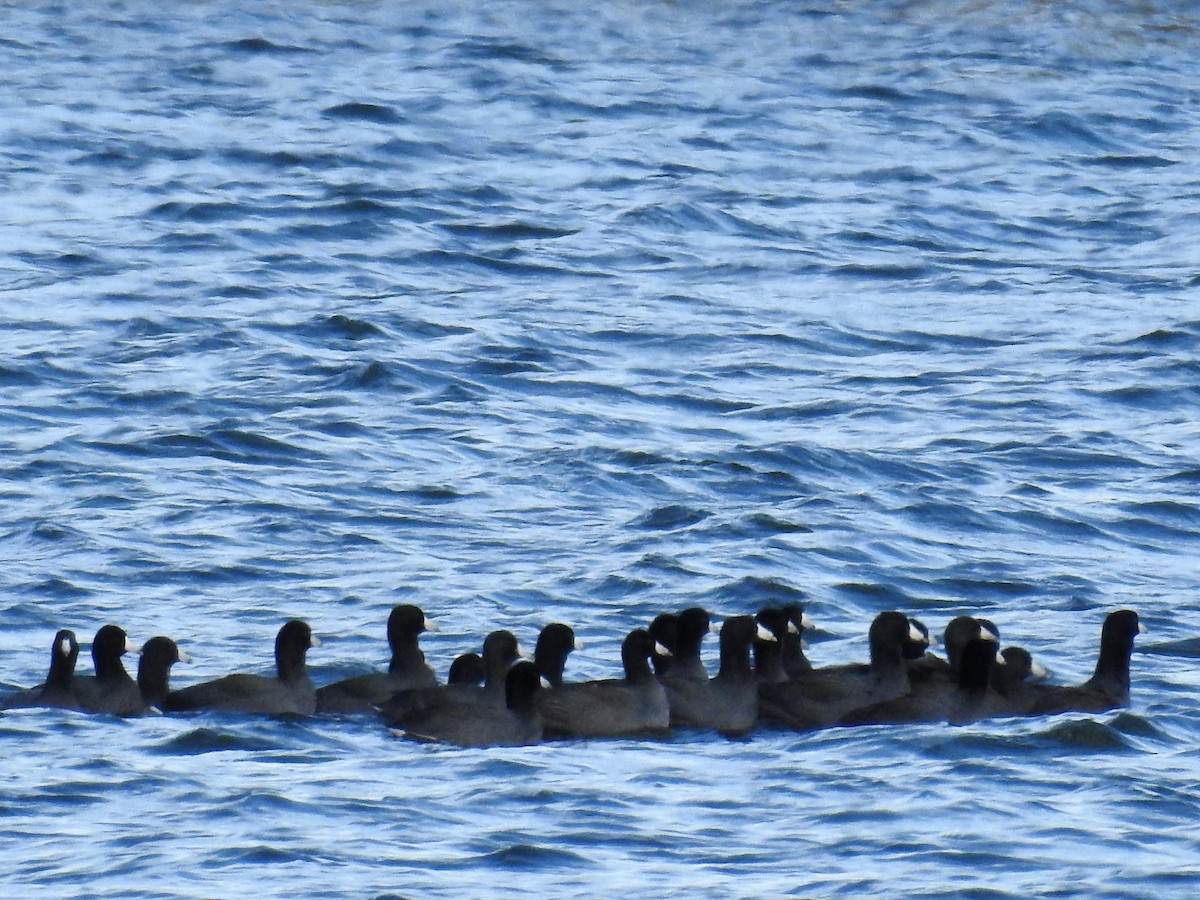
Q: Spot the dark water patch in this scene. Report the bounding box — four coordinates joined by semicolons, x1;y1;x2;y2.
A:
403;248;584;278
832;262;933;280
1001;509;1110;541
741;513;814;535
1085;154;1178;169
1093;384;1196;409
591;574;653;600
832;582;914;607
1036;717;1136;752
1123;325;1200;349
899;499;994;533
470;843;588;870
333;360;407;390
704;575;807;608
1140;637;1200;659
220;37;317;55
153;727;288;756
1159;467;1200;483
32;577;92;599
629;505;711;531
0;364;41;386
442;222;578;241
322;102;403;124
147;200;252;223
931;577;1036;600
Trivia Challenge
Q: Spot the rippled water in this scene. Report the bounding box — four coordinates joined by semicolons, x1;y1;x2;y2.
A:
3;0;1200;896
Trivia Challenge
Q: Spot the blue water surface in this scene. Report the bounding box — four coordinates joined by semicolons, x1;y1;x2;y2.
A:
2;0;1200;896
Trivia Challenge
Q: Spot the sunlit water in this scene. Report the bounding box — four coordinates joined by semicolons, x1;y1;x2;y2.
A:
2;1;1200;896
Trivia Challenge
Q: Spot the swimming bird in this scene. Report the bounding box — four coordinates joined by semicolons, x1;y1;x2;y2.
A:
392;660;545;748
137;636;190;712
666;615;773;738
377;629;527;722
447;652;486;686
538;629;671;740
780;604;814;678
759;611;926;731
74;625;143;716
986;645;1048;716
1024;609;1145;716
647;613;678;677
906;615;997;687
753;608;793;685
534;622;582;688
315;605;438;714
661;607;714;686
165;619;321;716
1;629;82;710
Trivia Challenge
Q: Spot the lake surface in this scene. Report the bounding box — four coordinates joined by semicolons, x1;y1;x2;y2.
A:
2;0;1199;896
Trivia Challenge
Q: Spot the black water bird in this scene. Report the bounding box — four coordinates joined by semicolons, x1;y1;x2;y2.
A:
391;660;545;748
759;611;926;731
534;622;581;688
986;645;1048;716
315;605;438;714
1025;610;1145;715
137;636;190;712
165;619;321;716
661;607;714;686
538;629;671;740
377;629;527;722
647;613;678;676
1;629;82;710
74;625;143;716
781;604;814;678
753;608;793;685
447;652;486;686
666;615;773;738
841;635;1007;727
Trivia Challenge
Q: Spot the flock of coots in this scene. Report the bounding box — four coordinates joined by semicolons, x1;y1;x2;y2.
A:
0;605;1145;747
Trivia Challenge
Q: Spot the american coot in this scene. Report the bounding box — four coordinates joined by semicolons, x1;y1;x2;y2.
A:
665;607;714;684
447;652;486;686
165;619;320;716
842;636;1007;727
781;604;814;677
906;615;997;687
666;615;773;738
377;630;527;722
315;605;438;714
74;625;144;716
392;660;545;748
1025;609;1145;715
753;608;793;685
538;629;671;740
946;638;1009;725
760;611;926;731
647;613;678;676
987;645;1048;715
137;637;190;712
1;629;82;710
534;623;582;688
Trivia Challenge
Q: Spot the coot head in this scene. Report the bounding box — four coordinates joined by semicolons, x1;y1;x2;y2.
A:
942;616;998;671
275;619;320;682
534;623;581;688
387;604;435;647
869;611;925;665
46;629;80;689
91;625;139;680
648;613;678;675
448;652;486;685
504;660;546;712
137;636;190;708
